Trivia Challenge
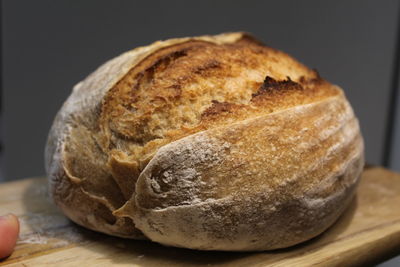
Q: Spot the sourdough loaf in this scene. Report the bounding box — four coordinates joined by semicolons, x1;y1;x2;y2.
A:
45;32;364;250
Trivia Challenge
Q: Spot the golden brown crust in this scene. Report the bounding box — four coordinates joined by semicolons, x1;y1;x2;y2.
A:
46;32;250;239
118;93;363;250
45;32;364;249
101;33;321;144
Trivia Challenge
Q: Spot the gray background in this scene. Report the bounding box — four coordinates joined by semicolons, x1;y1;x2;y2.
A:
3;0;400;180
2;0;400;265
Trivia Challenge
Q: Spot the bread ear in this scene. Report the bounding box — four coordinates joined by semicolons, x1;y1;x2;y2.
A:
116;93;364;250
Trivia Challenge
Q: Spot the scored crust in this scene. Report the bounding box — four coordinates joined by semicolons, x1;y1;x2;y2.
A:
45;32;364;249
116;94;363;250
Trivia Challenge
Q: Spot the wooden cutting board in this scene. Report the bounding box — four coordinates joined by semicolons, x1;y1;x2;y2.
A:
0;167;400;266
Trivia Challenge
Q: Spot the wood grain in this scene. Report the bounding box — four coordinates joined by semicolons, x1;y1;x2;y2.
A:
0;167;400;266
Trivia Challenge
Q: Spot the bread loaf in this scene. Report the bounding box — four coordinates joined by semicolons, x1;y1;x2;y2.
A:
45;32;364;251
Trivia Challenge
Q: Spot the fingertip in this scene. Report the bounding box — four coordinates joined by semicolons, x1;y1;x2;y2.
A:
0;213;20;259
3;214;19;231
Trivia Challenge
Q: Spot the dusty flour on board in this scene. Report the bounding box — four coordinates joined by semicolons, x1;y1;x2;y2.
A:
12;178;87;246
17;212;85;245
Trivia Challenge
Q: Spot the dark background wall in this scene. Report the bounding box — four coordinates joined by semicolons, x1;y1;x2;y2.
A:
392;75;400;170
2;0;399;180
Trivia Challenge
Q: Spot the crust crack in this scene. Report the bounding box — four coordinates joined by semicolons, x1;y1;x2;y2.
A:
251;76;303;99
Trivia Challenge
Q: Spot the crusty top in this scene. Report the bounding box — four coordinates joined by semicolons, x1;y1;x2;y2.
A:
45;32;353;239
100;33;336;161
